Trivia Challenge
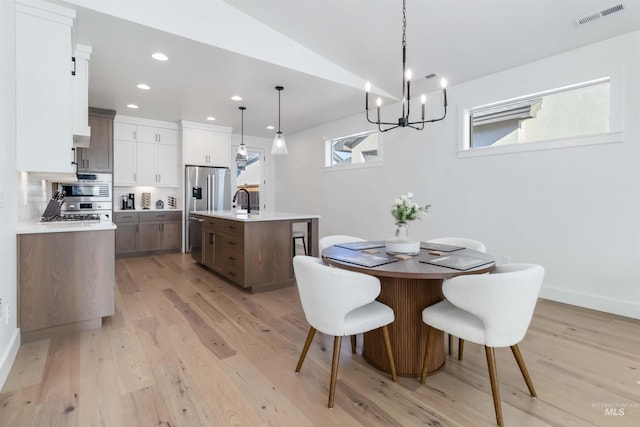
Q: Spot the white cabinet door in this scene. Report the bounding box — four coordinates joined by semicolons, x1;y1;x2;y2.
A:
114;140;136;185
72;44;91;140
136;125;157;143
15;1;75;173
182;127;230;167
183;128;207;166
136;142;157;184
157;144;178;186
157;128;178;145
114;123;136;141
207;131;231;168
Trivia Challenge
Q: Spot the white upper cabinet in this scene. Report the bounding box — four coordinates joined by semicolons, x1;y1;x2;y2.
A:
16;0;75;174
72;43;92;147
114;116;179;187
181;121;231;168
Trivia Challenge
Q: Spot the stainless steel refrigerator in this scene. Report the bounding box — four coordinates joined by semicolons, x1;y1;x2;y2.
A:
185;165;231;254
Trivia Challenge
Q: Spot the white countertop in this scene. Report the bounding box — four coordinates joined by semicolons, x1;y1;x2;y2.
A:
17;220;117;234
191;210;320;222
114;208;182;213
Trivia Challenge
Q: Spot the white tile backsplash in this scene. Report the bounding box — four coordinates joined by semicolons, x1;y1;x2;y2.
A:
18;171;50;222
114;187;181;211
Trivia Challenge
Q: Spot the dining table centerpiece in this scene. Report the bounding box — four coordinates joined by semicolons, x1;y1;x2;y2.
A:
386;192;430;255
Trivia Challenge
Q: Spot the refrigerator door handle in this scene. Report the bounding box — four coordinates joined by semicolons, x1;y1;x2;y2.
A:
206;174;212;211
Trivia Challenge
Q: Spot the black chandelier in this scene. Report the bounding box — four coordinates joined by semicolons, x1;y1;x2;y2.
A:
365;0;448;132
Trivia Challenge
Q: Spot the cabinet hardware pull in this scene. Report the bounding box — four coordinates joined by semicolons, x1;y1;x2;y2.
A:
229;256;236;261
228;271;236;276
228;241;235;245
71;56;76;76
158;174;161;182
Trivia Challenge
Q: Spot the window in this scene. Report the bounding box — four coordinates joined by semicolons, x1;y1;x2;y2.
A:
325;130;381;169
463;77;619;155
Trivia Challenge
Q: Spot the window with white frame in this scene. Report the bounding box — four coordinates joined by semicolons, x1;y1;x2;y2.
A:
466;77;614;152
324;130;382;168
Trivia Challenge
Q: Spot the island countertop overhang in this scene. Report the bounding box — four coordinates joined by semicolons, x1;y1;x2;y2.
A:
190;210;320;222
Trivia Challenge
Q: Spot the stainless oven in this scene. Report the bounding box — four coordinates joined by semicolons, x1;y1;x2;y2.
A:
54;173;113;217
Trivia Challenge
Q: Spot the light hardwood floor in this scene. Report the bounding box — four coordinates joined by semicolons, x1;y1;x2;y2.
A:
1;253;639;426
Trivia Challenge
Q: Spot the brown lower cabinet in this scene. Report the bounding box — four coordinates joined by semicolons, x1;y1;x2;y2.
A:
18;229;115;340
115;210;182;257
194;215;293;293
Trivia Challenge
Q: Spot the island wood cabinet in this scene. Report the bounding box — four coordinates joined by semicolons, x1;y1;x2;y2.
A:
180;121;231;168
115;211;182;257
15;0;76;174
76;108;116;173
193;215;293;293
114;116;179;186
18;230;115;340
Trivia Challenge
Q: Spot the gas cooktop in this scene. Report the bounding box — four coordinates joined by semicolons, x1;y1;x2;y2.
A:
40;213;104;222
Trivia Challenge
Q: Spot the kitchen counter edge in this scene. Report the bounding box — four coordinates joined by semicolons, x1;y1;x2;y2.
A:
17;221;117;235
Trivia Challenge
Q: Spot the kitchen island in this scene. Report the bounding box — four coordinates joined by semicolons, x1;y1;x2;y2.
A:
17;220;116;341
190;210;319;293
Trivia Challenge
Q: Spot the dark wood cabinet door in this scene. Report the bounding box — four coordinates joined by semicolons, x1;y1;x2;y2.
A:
161;221;182;250
115;222;138;255
77;108;114;172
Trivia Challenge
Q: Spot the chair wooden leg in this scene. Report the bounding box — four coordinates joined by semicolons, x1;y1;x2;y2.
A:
381;325;397;382
458;338;465;361
485;346;503;427
350;335;357;353
295;327;316;373
328;336;342;408
511;344;537;398
420;326;436;384
448;334;453;356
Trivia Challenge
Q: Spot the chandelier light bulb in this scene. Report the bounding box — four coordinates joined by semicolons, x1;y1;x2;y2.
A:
440;78;448;89
421;95;427;104
376;97;382;107
405;69;413;81
365;81;372;92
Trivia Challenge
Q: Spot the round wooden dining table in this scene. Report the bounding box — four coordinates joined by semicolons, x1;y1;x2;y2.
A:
322;243;495;377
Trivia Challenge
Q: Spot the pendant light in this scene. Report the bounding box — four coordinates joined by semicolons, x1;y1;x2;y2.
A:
236;106;248;170
271;86;288;155
364;0;447;132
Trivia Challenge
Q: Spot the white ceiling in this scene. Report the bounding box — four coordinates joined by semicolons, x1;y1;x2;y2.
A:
60;0;640;138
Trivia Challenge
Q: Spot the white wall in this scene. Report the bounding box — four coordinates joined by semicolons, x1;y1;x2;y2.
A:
0;0;21;389
276;31;640;320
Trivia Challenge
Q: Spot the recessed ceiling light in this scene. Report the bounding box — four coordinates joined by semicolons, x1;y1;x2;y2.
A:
206;116;216;121
231;95;242;101
137;83;151;90
127;104;139;109
266;125;274;130
151;52;168;61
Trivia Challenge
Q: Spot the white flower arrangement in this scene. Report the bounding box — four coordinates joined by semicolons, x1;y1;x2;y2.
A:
391;192;430;224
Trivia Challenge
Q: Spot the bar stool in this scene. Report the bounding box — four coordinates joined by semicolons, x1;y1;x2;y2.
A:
293;231;308;255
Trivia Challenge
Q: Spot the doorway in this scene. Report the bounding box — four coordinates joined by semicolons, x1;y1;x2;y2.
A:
232;146;264;212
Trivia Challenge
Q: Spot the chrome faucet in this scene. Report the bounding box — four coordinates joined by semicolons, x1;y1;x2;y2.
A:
232;188;251;213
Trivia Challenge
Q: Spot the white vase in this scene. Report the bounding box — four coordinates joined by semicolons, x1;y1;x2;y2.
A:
395;222;409;241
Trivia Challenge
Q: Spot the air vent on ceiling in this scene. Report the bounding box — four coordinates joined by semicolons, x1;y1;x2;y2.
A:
575;2;626;26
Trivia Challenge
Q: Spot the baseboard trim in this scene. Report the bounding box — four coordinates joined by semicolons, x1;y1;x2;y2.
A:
0;328;21;390
541;285;640;320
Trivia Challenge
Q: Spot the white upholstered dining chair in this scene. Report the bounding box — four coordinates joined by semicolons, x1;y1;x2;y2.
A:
317;234;367;352
318;234;366;254
419;264;545;426
427;237;487;359
293;255;397;408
